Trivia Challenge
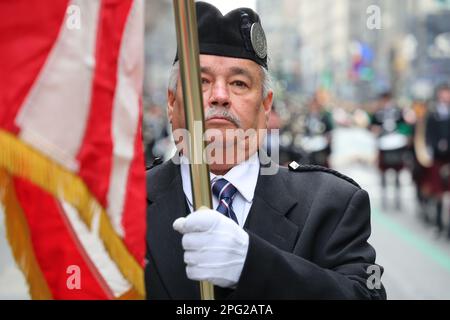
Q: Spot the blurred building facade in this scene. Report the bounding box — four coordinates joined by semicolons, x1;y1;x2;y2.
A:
144;0;175;107
258;0;450;102
257;0;303;95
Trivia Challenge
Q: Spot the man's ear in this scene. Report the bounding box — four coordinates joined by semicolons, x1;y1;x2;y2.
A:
263;91;273;120
167;89;175;124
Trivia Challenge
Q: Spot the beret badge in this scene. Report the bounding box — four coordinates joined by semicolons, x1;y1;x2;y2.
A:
250;22;267;59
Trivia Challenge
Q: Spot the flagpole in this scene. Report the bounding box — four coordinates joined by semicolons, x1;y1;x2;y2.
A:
172;0;215;300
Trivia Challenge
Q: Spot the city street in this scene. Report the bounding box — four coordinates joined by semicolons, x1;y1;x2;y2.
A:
1;127;450;299
332;127;450;299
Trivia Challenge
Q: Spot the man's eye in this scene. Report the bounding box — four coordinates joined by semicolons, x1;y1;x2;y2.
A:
232;80;248;88
201;78;210;85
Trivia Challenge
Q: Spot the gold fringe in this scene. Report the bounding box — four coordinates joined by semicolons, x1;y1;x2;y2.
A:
0;130;145;298
0;169;53;299
117;288;144;300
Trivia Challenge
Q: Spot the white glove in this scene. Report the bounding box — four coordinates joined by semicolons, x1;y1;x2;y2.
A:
173;209;249;288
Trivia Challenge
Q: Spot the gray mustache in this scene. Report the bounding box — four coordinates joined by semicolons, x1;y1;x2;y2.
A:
204;107;241;128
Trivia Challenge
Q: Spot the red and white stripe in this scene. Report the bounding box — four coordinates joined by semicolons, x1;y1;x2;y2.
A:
0;0;146;299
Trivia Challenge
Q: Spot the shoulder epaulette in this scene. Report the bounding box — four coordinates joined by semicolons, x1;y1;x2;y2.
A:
288;161;361;189
146;157;163;171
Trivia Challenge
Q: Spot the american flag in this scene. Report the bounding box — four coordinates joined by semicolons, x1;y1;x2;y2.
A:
0;0;146;299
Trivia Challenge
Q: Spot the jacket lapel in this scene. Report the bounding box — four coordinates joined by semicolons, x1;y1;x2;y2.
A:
245;165;300;252
147;160;200;299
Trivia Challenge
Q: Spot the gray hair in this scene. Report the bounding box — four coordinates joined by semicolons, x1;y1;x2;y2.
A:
168;61;273;99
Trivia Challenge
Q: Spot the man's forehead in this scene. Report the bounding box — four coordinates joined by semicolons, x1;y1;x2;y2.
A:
199;54;261;75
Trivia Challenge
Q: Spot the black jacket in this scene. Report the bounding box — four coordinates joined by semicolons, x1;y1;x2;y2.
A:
426;109;450;161
145;159;386;300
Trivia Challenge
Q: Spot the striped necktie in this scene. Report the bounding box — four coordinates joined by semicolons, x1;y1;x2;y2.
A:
211;178;238;224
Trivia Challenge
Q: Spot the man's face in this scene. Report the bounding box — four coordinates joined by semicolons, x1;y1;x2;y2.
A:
168;54;272;131
437;88;450;105
168;54;273;165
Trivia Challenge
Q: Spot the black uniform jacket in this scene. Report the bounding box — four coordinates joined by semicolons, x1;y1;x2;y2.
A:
426;109;450;161
145;159;386;300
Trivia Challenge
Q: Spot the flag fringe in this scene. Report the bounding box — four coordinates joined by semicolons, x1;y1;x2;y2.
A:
0;130;145;298
118;288;143;300
0;169;53;299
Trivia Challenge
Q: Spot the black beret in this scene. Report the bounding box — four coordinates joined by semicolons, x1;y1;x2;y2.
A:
174;1;268;69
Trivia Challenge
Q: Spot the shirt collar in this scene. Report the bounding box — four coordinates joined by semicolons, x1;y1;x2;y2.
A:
437;103;450;119
180;152;260;205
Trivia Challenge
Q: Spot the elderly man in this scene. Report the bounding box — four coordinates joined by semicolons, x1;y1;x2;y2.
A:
145;1;386;300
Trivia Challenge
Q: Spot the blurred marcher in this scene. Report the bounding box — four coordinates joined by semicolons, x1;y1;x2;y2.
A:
370;91;409;210
410;99;433;223
278;106;311;166
143;104;169;166
302;93;333;167
424;83;450;238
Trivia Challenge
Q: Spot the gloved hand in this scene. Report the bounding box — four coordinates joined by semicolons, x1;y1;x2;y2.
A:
173;209;249;288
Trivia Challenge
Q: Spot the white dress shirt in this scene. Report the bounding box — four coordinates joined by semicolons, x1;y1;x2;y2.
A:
180;152;260;227
437;103;450;120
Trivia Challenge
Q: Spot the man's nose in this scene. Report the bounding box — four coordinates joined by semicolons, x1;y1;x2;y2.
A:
208;81;230;108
